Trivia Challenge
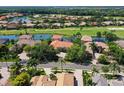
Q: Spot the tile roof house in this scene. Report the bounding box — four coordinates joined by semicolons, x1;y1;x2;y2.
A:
50;40;73;49
30;73;75;86
95;42;108;49
81;35;92;43
52;35;62;40
19;35;32;40
79;22;86;26
31;75;56;86
17;35;36;46
6;23;20;30
56;73;74;86
115;40;124;48
30;76;40;86
36;75;49;86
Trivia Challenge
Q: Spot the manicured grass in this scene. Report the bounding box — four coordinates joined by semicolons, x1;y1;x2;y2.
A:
0;26;124;38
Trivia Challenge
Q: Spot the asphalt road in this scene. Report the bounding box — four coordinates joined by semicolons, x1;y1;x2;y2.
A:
0;62;107;70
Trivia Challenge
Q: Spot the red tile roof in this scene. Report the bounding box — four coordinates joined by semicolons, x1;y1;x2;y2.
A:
50;40;73;49
56;73;74;86
95;42;108;49
52;35;62;40
81;35;92;42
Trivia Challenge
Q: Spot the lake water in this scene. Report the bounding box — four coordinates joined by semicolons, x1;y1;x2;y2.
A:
0;34;74;42
33;34;52;40
0;35;18;40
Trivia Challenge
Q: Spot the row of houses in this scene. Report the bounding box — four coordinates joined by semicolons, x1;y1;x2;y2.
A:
0;13;23;20
1;20;124;30
30;73;75;86
16;34;74;49
81;35;108;55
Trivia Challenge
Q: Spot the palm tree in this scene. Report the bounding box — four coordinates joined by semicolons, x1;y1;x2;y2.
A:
27;58;39;68
90;42;97;58
109;63;120;76
91;65;99;76
10;61;22;77
59;57;66;72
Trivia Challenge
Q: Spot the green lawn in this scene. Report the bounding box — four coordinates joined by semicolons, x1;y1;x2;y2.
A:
0;26;124;38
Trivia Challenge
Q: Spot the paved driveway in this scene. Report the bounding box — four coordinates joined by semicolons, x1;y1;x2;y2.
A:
37;62;93;70
74;69;83;86
0;67;10;86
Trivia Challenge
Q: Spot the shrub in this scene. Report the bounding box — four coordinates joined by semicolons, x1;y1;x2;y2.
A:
49;73;57;81
98;55;109;65
101;66;109;73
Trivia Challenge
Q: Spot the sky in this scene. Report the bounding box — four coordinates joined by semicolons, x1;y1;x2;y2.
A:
0;0;124;6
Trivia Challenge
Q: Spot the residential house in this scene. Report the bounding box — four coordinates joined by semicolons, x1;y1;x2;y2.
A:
30;73;75;86
64;22;76;27
56;73;74;86
115;40;124;48
31;75;56;86
51;23;63;29
50;40;73;49
17;35;36;46
6;22;20;30
102;21;113;26
52;35;62;41
79;22;86;26
95;42;108;49
81;35;92;43
22;23;35;28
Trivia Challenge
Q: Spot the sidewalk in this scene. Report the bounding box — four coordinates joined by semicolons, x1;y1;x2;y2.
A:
0;67;10;86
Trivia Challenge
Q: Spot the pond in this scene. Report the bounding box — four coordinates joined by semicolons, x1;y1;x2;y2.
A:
92;37;108;42
0;35;18;40
33;34;52;40
0;34;75;42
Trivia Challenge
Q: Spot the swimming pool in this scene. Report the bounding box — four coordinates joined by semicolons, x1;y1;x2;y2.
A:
33;34;52;40
0;35;18;40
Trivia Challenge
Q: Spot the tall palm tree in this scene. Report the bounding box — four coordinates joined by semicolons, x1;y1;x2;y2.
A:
10;61;22;77
90;43;97;58
27;58;39;68
59;57;66;72
91;65;99;76
109;63;120;76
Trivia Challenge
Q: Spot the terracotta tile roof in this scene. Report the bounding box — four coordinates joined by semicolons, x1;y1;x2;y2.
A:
19;35;32;40
31;73;74;86
95;42;108;49
50;40;73;49
52;35;62;40
81;35;92;42
36;75;48;86
42;81;56;86
17;39;36;46
31;75;56;86
30;76;40;86
56;73;74;86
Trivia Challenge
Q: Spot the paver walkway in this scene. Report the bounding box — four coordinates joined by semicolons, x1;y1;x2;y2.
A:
74;69;83;86
0;67;10;86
